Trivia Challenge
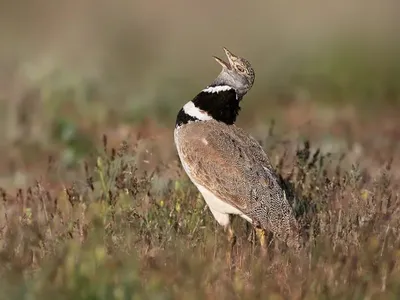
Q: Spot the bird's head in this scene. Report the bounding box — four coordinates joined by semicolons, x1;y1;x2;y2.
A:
212;47;255;97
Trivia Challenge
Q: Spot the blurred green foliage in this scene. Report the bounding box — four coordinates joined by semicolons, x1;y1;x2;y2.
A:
0;17;399;298
264;41;400;107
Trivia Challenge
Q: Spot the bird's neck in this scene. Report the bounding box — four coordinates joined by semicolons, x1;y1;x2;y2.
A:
175;84;242;128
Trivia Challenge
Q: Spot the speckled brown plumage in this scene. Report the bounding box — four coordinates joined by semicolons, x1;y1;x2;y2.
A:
175;120;301;249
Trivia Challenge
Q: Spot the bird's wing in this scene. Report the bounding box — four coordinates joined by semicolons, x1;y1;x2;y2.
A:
178;122;283;213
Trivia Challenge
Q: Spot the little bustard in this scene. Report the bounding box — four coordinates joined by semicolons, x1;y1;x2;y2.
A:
174;47;301;254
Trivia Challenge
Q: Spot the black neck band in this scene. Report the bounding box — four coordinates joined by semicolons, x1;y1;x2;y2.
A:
175;87;240;127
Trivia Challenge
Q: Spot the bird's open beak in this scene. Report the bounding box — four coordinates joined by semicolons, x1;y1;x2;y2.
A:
213;47;237;69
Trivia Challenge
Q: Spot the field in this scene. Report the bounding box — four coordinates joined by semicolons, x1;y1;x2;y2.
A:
0;1;400;299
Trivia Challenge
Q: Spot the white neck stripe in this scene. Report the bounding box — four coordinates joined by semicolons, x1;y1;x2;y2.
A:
183;101;213;121
202;85;232;93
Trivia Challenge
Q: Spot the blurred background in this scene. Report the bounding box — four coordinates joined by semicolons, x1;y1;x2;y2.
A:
0;0;399;187
0;2;400;297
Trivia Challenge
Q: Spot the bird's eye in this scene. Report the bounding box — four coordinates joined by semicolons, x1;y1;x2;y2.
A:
236;65;245;73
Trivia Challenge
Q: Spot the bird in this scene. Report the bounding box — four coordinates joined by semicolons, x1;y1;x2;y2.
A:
174;47;301;255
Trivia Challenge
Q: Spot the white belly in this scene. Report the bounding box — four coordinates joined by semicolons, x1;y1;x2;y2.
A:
195;182;252;226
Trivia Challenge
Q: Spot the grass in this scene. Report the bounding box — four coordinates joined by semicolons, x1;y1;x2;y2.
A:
0;37;399;299
0;117;399;299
